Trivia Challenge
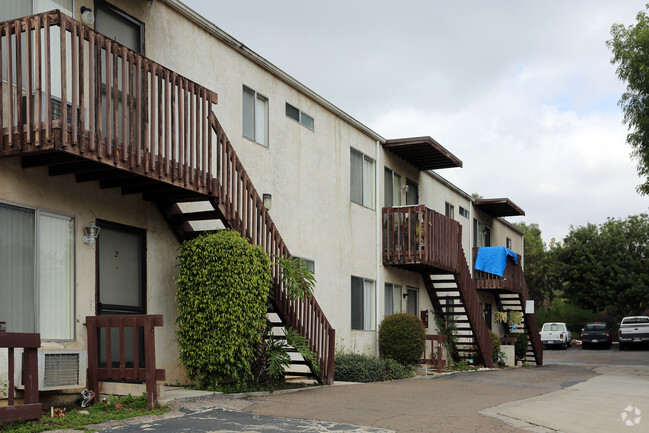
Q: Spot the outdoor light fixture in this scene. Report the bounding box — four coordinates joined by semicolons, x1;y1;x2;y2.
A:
263;193;272;210
83;222;100;245
403;184;409;193
80;6;95;26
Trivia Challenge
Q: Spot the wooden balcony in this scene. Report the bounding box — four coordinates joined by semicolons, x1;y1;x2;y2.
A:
382;205;461;273
0;11;335;384
472;247;525;296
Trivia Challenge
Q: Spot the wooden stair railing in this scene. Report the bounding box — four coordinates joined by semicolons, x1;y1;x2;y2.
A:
207;112;335;384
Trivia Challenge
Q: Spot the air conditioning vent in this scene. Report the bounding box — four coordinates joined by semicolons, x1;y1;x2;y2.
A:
14;350;87;391
43;352;81;388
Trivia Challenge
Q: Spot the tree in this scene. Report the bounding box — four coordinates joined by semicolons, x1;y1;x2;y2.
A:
513;222;558;304
554;214;649;320
608;6;649;195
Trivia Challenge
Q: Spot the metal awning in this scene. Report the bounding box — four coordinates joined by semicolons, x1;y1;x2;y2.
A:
473;198;525;217
383;136;462;171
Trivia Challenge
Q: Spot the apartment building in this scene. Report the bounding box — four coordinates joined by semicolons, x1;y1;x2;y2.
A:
0;0;540;401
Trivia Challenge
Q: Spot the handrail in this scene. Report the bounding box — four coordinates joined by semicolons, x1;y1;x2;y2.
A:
0;333;42;422
0;11;217;194
209;113;335;384
86;315;165;408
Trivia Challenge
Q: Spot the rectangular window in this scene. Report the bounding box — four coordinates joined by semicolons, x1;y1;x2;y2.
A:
384;168;402;207
445;202;455;219
351;276;375;331
406;287;419;316
506;237;512;249
384;283;402;316
243;86;269;146
459;206;469;218
473;218;483;248
350;149;375;209
285;102;314;130
0;203;74;340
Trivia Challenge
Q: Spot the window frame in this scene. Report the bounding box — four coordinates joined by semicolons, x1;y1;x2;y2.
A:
459;206;469;219
384;167;402;207
384;282;402;317
445;202;455;219
285;102;314;131
506;237;512;249
406;286;419;316
350;148;375;209
242;85;269;147
0;201;76;341
351;276;376;331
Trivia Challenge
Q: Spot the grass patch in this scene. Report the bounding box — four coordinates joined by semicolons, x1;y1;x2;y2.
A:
0;394;168;433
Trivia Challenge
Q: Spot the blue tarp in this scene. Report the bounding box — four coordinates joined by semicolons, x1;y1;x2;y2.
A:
475;246;518;277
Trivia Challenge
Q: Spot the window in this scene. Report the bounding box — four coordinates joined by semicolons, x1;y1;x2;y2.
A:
285;103;314;130
296;257;315;274
459;206;469;218
384;168;402;207
445;202;455;219
351;276;375;330
506;237;512;249
405;179;419;205
350;149;375;209
406;287;418;316
243;86;269;146
0;0;73;21
473;219;490;248
384;283;401;316
0;203;74;340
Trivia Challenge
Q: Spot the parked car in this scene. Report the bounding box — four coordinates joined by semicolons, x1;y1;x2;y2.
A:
618;316;649;350
540;322;572;349
580;322;612;349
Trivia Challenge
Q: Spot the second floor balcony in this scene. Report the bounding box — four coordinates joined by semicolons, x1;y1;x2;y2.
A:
382;205;462;274
472;247;525;297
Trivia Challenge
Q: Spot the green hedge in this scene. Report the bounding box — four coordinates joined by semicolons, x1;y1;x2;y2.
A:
379;313;426;365
334;353;414;383
175;230;271;388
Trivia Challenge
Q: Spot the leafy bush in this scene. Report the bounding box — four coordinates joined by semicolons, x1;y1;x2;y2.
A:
379;313;426;365
175;230;271;388
334;353;414;382
510;333;528;359
489;330;500;361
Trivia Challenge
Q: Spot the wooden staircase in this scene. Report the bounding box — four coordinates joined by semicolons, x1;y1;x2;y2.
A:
473;248;543;366
383;206;493;367
0;11;334;383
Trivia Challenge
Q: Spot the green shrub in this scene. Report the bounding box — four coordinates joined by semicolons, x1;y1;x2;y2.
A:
511;333;528;359
334;353;414;382
175;230;271;388
489;330;500;361
379;313;426;365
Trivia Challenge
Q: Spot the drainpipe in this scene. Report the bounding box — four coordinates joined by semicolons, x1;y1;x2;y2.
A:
375;139;382;357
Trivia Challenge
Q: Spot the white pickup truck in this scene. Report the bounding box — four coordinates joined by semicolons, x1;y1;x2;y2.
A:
618;316;649;350
540;322;572;349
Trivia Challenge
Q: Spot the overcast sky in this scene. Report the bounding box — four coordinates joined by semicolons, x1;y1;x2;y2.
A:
184;0;649;244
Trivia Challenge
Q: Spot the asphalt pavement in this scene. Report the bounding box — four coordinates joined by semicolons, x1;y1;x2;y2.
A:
61;344;649;433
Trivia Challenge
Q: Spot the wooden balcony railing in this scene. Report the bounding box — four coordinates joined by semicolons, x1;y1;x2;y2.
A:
0;10;217;195
0;333;41;422
209;114;335;384
86;315;165;408
382;205;461;273
472;247;524;295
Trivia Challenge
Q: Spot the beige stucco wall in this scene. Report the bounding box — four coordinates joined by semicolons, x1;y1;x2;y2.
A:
0;157;184;385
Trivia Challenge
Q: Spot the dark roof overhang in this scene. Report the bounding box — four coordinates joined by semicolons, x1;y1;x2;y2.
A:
474;198;525;217
383;136;462;171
